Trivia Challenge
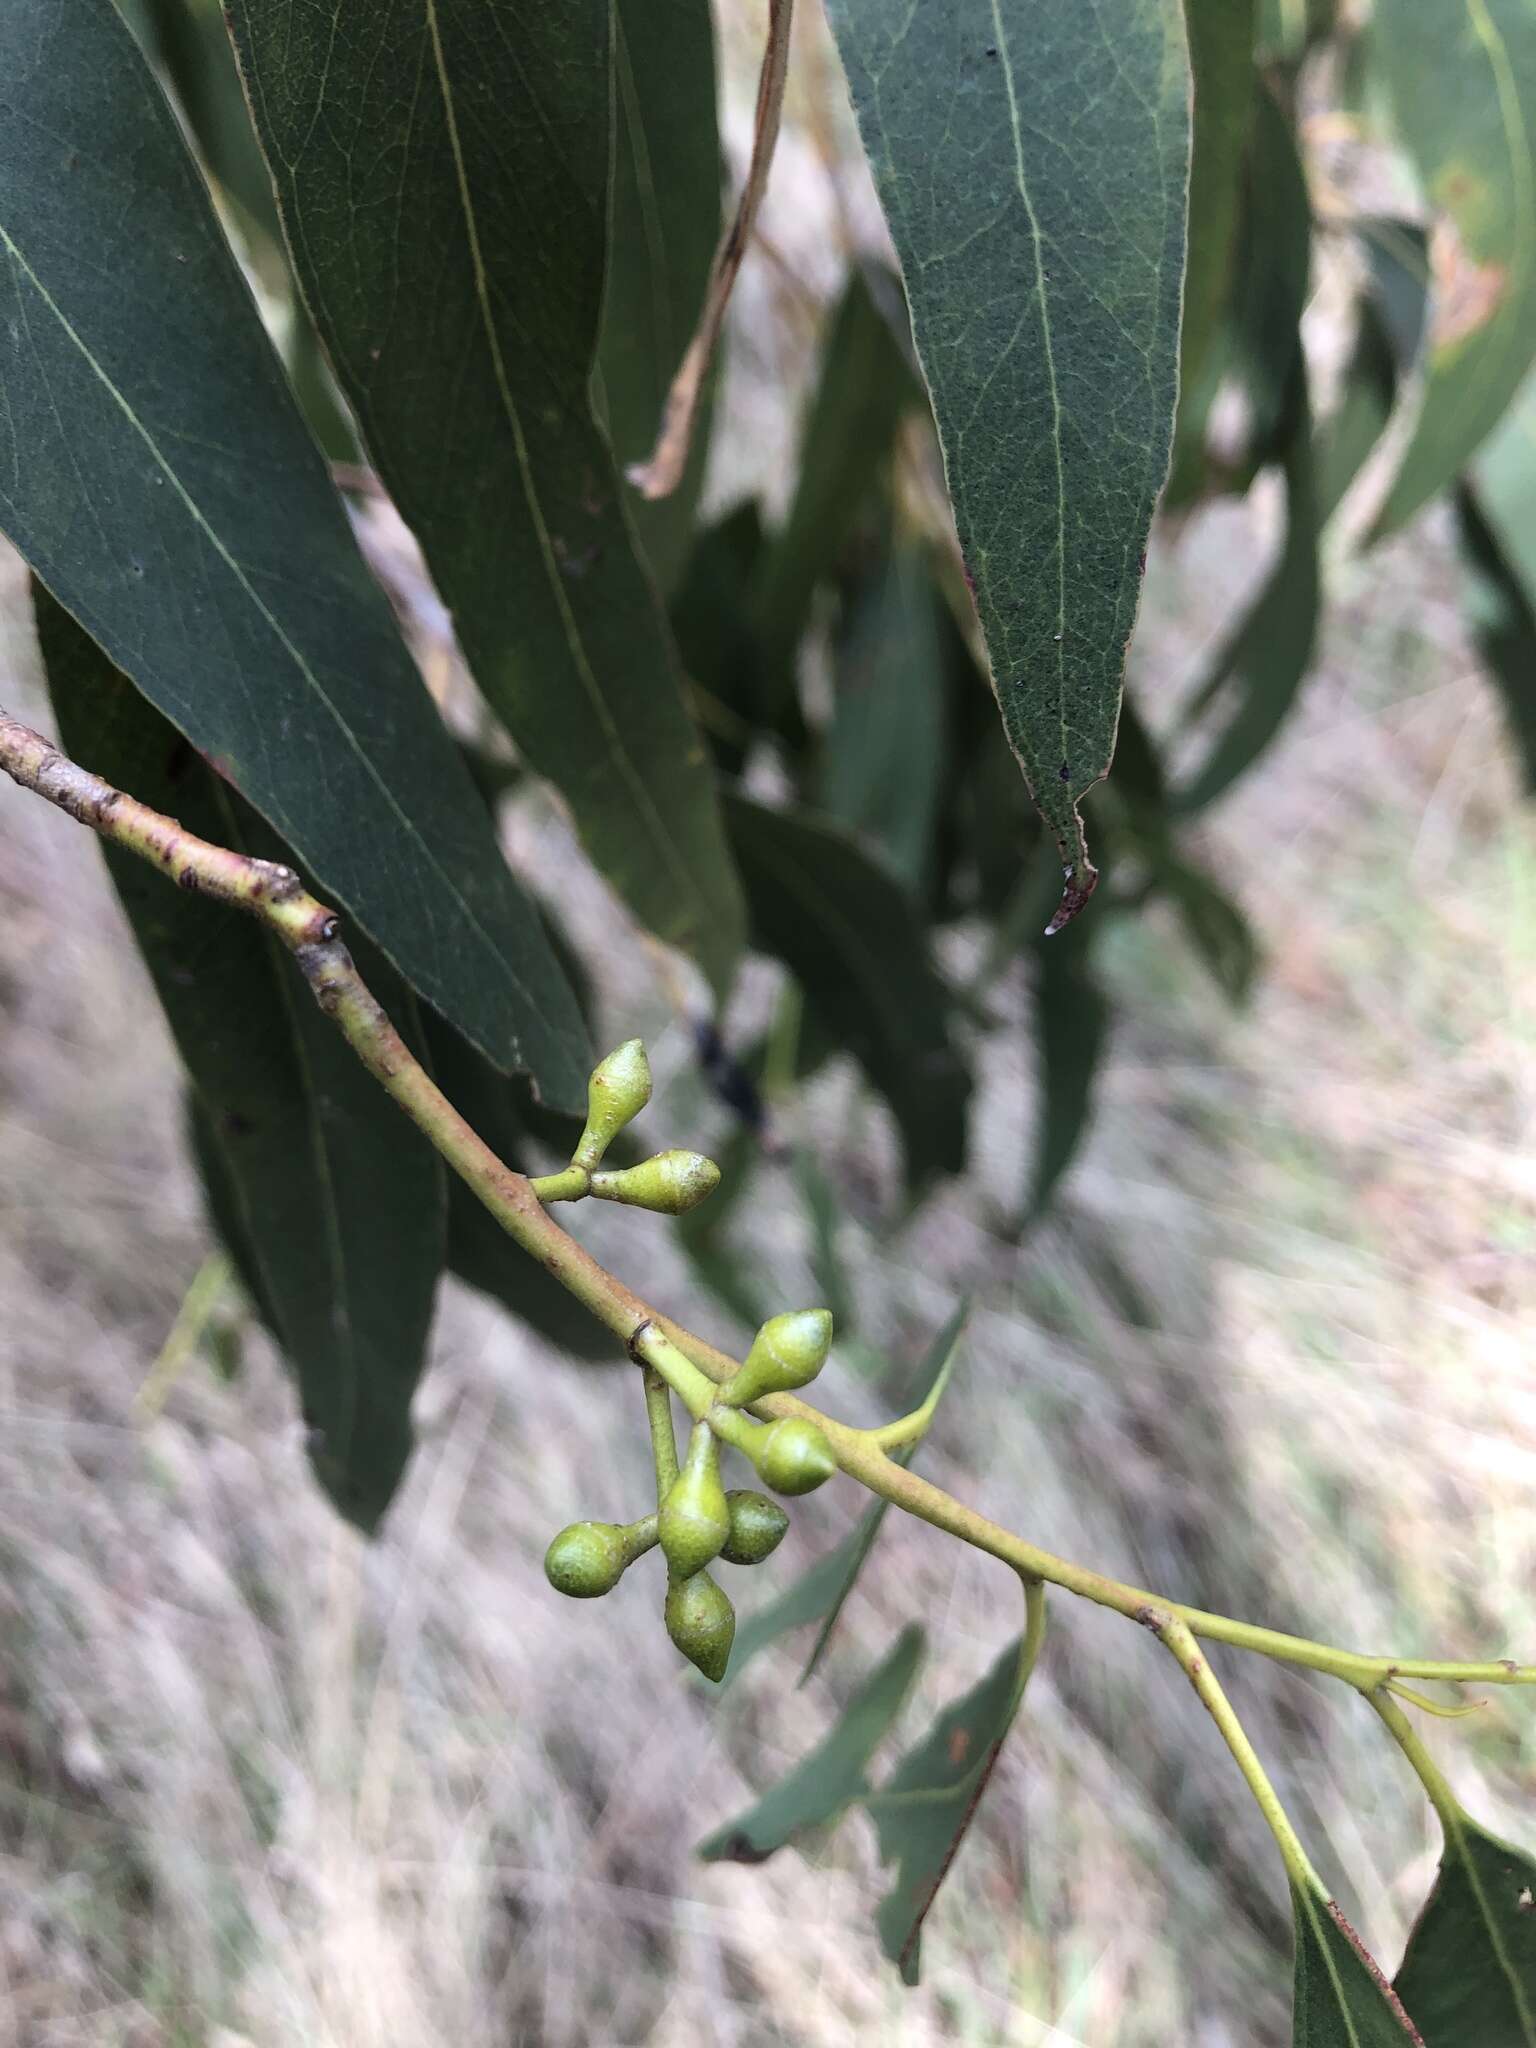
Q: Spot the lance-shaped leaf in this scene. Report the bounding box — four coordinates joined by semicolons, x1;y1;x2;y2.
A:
864;1631;1034;1985
1317;222;1429;525
1028;918;1109;1219
1392;1801;1536;2046
1292;1886;1425;2045
1472;368;1536;617
597;0;721;591
723;1306;965;1687
723;793;972;1186
227;0;745;1001
1177;358;1319;813
38;588;445;1532
822;549;949;893
699;1625;924;1863
1369;0;1536;541
1181;0;1258;405
750;268;920;691
0;0;584;1104
824;0;1190;926
1456;484;1536;793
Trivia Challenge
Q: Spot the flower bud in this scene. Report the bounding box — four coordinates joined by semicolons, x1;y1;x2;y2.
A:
720;1489;790;1566
544;1520;631;1598
572;1039;652;1171
589;1150;721;1215
664;1570;736;1683
750;1416;837;1497
723;1309;834;1406
659;1423;731;1578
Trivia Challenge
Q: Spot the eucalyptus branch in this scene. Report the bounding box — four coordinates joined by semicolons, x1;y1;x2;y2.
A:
3;705;1534;1710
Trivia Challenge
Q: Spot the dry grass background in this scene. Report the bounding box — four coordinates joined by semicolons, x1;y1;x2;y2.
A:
2;7;1536;2043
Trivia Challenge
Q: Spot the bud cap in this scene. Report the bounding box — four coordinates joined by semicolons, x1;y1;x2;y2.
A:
659;1423;731;1578
573;1039;652;1170
590;1150;721;1215
751;1416;837;1497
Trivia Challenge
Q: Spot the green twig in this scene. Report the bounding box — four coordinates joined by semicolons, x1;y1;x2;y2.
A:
3;705;1534;1708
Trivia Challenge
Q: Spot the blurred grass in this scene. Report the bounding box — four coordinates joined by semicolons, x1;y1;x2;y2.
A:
2;10;1535;2044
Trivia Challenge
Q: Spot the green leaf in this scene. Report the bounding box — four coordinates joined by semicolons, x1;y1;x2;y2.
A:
421;1016;614;1363
0;0;585;1105
1177;358;1319;813
1456;484;1536;793
1028;922;1108;1218
130;0;282;247
822;549;949;893
671;502;777;774
1392;1802;1536;2045
227;0;745;1002
597;0;721;591
698;1625;925;1863
825;0;1190;924
722;1306;965;1689
1369;0;1536;540
1317;221;1429;526
1181;0;1258;403
1293;1886;1425;2045
723;793;972;1186
864;1633;1032;1985
750;267;920;689
39;588;444;1531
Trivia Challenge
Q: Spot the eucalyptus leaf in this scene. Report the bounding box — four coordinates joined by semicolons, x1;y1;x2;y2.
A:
0;0;585;1104
598;0;721;590
750;268;920;693
823;549;949;893
1317;223;1429;526
1181;0;1258;404
864;1633;1031;1985
1370;0;1536;540
1178;360;1319;814
1392;1801;1536;2045
825;0;1190;924
1028;925;1108;1219
723;793;972;1187
1292;1885;1424;2045
699;1625;924;1863
227;0;745;1001
40;588;444;1532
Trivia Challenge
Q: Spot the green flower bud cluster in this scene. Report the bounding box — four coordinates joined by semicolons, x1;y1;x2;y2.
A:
536;1040;721;1217
538;1189;839;1682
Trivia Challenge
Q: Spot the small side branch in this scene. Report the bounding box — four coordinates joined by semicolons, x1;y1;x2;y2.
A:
627;0;795;500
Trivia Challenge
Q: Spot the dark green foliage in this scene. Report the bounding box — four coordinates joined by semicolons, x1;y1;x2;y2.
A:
1292;1886;1422;2044
226;0;745;1002
699;1626;924;1862
723;793;971;1186
40;588;444;1530
826;0;1190;916
0;0;587;1102
865;1635;1030;1985
1392;1804;1536;2045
